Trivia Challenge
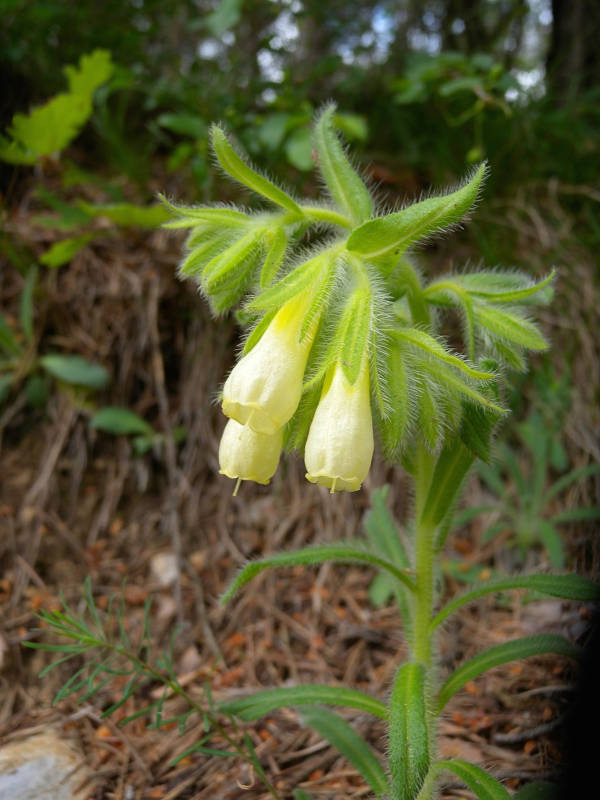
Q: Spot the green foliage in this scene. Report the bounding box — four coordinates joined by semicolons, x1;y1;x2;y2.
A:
431;573;600;630
300;707;390;798
220;543;416;603
472;411;600;567
436;634;581;711
219;685;388;721
23;579;281;798
90;407;186;456
389;663;429;800
0;50;113;164
39;354;110;390
314;104;372;225
40;235;95;268
435;759;512;800
346;162;487;258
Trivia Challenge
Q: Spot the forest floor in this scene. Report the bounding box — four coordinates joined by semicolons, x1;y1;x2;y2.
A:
0;175;598;799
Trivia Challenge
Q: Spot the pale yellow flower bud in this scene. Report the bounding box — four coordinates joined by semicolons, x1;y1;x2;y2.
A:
218;418;282;492
222;292;315;435
304;359;374;492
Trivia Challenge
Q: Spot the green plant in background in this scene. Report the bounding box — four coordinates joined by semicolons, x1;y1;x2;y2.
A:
24;578;283;800
156;107;597;799
392;52;518;163
472;411;600;568
0;50;113;165
0;266;110;408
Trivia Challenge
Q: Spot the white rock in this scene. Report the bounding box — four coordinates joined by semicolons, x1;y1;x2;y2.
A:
150;551;179;587
0;731;89;800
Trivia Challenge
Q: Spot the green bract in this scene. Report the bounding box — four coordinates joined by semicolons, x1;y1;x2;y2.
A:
165;106;552;491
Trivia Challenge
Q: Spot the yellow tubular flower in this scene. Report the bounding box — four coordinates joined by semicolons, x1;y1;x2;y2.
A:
304;358;374;493
218;418;282;493
222;292;316;435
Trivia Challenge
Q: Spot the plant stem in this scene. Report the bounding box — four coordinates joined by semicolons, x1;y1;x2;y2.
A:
412;443;436;666
411;442;438;800
300;205;353;229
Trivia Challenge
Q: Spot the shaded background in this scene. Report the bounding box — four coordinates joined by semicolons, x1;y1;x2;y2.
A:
1;1;599;798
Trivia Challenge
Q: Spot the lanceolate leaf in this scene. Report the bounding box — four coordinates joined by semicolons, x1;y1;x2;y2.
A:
474;304;548;351
300;707;390;798
340;287;372;384
220;543;416;603
364;486;413;634
90;407;155;437
457;270;555;305
260;227;287;288
247;249;333;313
40;354;110;390
314;104;372;226
202;231;263;294
178;231;236;278
159;196;250;229
346;162;487;259
436;635;581;710
431;574;600;630
389;662;430;800
393;327;494;381
423;439;475;533
435;760;511;800
219;685;388;720
545;464;600;502
211;125;303;215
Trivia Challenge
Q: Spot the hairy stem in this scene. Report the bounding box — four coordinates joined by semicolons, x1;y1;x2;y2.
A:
411;442;438;800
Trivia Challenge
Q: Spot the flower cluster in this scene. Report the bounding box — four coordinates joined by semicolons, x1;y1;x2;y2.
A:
219;291;374;493
164;106;553;495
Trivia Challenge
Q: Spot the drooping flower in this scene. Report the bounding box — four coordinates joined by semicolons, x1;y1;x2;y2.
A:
219;418;282;492
222;292;316;435
304;358;374;492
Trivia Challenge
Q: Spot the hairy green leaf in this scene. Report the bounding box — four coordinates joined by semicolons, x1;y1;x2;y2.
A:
389;662;429;800
219;685;388;721
159;196;250;229
340;287;371;384
221;543;416;603
474;304;548;351
431;574;600;630
423;439;475;533
301;706;389;797
211;125;302;214
436;634;581;710
314;104;372;225
346;162;487;258
436;760;511;800
260;227;287;288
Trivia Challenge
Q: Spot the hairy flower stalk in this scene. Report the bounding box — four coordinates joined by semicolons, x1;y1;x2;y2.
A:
218;418;282;494
305;358;374;492
222;291;316;435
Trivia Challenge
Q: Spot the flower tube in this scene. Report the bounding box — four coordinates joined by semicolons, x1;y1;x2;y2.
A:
219;418;282;493
222;292;315;435
304;358;374;492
